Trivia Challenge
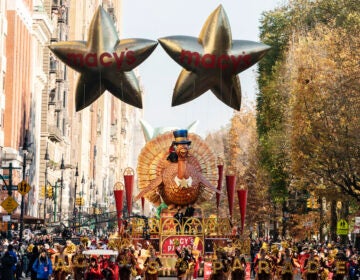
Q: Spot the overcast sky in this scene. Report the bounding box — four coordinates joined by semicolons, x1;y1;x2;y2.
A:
121;1;282;136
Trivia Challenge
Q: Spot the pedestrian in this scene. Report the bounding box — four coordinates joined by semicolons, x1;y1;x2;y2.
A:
7;244;18;273
84;257;102;280
32;248;53;280
29;244;40;280
0;251;17;280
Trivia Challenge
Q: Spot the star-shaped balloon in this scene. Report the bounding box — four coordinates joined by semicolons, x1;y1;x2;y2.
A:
49;6;158;111
158;5;270;110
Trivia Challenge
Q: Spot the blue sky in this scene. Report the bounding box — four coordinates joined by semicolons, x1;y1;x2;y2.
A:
121;1;282;136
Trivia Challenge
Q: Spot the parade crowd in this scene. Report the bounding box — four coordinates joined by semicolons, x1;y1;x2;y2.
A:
0;232;359;280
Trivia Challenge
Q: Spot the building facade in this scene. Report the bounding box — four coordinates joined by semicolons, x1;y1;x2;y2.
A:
0;0;145;234
0;0;7;165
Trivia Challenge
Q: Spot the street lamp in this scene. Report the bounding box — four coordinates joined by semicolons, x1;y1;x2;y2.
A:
89;181;93;214
73;163;79;229
59;154;65;220
80;173;85;227
44;143;50;223
19;130;29;243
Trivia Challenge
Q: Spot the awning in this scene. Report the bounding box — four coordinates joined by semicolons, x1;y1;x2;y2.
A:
0;212;44;224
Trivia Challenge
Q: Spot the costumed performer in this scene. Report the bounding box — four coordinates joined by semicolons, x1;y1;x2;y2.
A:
143;245;163;280
230;247;247;280
117;246;137;280
255;248;273;280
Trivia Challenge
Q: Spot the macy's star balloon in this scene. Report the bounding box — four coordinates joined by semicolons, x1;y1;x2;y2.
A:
49;6;157;111
158;5;270;110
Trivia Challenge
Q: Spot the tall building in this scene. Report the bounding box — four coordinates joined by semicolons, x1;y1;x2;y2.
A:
0;0;145;233
0;0;33;227
0;0;7;163
30;0;54;219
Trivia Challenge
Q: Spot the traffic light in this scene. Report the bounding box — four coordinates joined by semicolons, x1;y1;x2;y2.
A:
40;186;45;199
47;186;53;199
307;198;313;209
76;197;85;206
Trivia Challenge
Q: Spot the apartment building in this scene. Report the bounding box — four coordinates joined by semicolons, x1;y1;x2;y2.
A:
0;0;145;232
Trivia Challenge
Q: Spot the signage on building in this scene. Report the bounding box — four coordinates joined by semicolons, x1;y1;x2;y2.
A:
2;215;10;222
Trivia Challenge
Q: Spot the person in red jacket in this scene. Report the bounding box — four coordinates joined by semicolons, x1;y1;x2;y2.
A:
85;257;103;280
101;256;119;280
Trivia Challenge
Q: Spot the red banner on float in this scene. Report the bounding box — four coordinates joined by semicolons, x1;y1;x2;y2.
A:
124;168;134;216
113;189;123;232
141;197;145;214
237;189;248;234
216;164;224;209
226;175;236;218
161;236;203;255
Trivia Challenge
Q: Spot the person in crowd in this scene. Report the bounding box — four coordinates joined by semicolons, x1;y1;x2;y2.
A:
174;208;184;234
303;249;320;280
348;254;359;280
255;248;273;280
278;248;300;280
72;245;87;280
29;244;40;280
143;245;162;280
32;248;53;280
191;241;202;280
298;246;311;278
183;205;195;233
230;247;247;280
63;239;77;267
133;242;147;279
1;251;17;280
7;244;18;274
101;256;119;280
175;247;190;280
209;246;230;280
117;246;137;280
330;251;348;280
85;257;103;280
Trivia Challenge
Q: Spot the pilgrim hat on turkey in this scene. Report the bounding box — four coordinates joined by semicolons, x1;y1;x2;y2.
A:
173;129;191;145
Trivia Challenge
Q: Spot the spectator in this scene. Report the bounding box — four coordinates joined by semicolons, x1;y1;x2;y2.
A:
32;248;53;280
1;251;17;280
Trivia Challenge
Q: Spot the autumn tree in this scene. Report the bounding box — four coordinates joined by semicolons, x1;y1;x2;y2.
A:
257;0;360;239
204;107;272;236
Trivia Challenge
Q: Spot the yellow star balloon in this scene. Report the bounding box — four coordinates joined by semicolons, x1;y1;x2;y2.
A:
49;6;158;111
158;5;270;110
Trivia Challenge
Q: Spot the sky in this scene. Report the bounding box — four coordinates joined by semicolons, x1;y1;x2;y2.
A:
121;1;282;136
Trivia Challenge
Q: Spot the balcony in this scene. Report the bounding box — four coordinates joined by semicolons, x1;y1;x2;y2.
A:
49;59;57;74
52;0;60;10
48;125;62;143
56;70;64;83
54;100;63;112
58;16;65;24
48;89;56;105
